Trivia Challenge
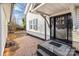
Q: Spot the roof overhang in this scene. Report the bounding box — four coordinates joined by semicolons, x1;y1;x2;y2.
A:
31;3;79;16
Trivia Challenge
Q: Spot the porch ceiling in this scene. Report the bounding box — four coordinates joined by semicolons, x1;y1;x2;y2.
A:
31;3;73;16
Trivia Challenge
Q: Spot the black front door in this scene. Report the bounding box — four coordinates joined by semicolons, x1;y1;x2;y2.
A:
50;13;73;45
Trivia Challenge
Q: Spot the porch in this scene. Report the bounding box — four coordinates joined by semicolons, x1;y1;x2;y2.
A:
1;3;79;56
3;30;78;56
28;3;79;56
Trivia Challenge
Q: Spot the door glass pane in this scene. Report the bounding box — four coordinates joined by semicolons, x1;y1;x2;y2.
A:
67;14;73;41
51;18;54;38
55;16;67;39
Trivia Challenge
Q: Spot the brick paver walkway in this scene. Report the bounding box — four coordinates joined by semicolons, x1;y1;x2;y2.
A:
13;34;44;56
4;31;44;56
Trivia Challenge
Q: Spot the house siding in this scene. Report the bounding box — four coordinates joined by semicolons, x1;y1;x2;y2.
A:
72;7;79;51
0;4;8;56
26;12;50;40
0;4;7;56
0;4;2;56
0;4;11;56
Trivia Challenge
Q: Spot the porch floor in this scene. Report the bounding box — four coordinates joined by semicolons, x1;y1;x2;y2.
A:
14;35;45;56
4;31;45;56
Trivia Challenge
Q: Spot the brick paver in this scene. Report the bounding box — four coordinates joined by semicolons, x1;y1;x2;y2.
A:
14;35;44;56
4;30;44;56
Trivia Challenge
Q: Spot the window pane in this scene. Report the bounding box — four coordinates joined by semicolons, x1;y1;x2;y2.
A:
29;20;32;29
55;16;67;39
35;19;38;30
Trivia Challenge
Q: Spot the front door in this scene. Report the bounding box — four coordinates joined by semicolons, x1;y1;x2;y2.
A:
50;13;73;45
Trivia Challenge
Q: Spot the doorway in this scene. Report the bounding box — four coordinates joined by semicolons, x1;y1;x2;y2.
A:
50;13;73;46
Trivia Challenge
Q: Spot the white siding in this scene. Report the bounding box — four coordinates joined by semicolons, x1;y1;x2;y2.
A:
0;4;11;56
72;7;79;51
0;4;2;56
72;7;79;42
26;12;50;40
0;5;8;56
76;7;79;28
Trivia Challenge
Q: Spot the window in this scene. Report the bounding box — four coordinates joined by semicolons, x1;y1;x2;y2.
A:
56;16;66;29
33;19;38;30
29;18;38;30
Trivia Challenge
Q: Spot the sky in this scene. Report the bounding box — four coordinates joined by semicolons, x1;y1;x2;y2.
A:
13;3;26;26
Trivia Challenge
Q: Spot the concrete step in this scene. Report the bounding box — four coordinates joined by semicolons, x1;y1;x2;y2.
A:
38;44;57;56
37;40;75;56
37;49;49;56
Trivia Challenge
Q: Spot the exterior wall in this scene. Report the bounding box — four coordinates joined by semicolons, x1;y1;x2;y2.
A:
72;6;79;51
26;12;50;40
0;4;2;56
26;5;79;51
0;4;11;56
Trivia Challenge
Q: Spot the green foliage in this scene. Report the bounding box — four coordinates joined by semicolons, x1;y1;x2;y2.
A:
22;17;26;30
